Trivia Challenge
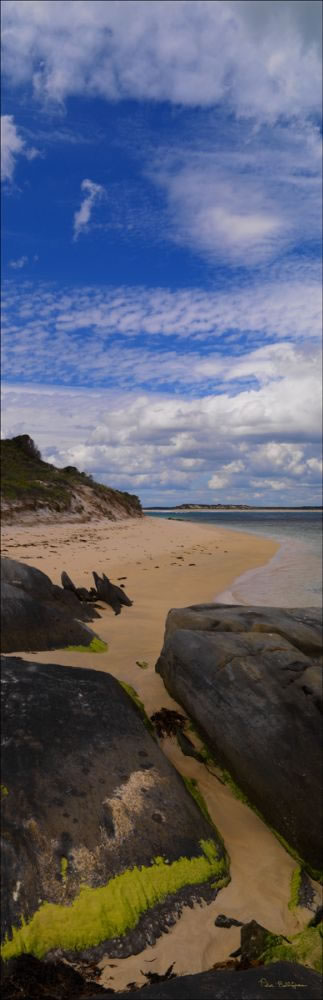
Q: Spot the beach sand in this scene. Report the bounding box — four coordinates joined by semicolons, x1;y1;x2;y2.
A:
1;515;320;990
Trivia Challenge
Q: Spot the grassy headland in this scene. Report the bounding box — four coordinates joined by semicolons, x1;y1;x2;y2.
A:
1;435;142;522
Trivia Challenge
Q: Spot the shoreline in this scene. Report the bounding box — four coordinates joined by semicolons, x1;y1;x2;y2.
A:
1;515;279;661
3;516;319;990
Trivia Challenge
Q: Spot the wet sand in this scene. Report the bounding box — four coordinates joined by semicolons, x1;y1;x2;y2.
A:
2;516;320;991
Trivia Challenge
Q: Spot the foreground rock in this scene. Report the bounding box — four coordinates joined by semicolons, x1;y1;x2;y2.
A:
109;963;323;999
156;605;322;875
1;558;103;653
2;956;321;999
1;657;228;964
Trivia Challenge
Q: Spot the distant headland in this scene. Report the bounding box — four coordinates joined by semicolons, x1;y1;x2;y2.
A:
145;504;322;511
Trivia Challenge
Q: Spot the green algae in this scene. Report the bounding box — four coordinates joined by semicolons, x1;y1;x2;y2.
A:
1;785;9;797
261;925;323;974
60;857;68;884
183;777;230;878
215;770;322;882
1;839;227;961
65;637;108;653
183;777;213;825
119;681;154;733
288;865;303;910
187;726;323;883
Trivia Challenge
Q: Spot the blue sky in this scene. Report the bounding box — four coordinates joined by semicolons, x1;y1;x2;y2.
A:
1;0;322;505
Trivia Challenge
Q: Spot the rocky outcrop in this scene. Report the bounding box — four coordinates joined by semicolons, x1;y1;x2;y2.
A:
156;605;322;875
163;605;322;656
1;435;142;523
2;957;322;999
1;657;228;964
1;558;103;653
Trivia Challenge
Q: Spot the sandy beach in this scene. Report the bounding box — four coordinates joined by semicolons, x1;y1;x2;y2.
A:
2;515;320;991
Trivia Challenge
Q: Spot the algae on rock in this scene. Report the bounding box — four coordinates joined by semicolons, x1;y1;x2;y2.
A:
261;925;323;975
1;839;228;961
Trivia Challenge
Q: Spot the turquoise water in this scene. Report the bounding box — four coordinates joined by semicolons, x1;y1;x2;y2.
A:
148;510;322;607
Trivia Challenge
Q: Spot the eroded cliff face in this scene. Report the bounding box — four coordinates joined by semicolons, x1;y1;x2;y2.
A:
1;436;142;523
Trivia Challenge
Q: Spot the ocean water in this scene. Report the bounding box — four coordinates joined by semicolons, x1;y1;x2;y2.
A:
149;510;322;607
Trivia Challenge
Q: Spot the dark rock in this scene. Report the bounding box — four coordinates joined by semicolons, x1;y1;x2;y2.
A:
61;569;77;594
100;962;322;998
1;954;108;998
61;571;99;604
163;605;323;657
240;920;279;964
297;870;316;910
309;906;323;928
2;958;321;999
93;572;133;615
156;606;322;873
1;657;227;962
214;914;243;928
176;730;205;762
1;557;101;652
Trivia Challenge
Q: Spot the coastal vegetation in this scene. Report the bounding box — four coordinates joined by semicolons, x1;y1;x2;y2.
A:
1;434;142;521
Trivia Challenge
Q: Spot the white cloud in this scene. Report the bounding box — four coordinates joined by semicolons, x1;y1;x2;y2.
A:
208;460;245;490
9;256;28;269
1;115;34;182
2;2;321;119
2;272;321;375
1;364;322;505
73;178;105;241
306;457;323;475
150;117;322;264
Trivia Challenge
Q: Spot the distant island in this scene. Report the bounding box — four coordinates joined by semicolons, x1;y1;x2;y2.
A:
145;503;322;511
1;434;142;523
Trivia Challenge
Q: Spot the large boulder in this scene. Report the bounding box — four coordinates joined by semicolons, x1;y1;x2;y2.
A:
1;958;322;1000
164;605;322;657
156;605;322;875
1;558;101;653
1;657;228;964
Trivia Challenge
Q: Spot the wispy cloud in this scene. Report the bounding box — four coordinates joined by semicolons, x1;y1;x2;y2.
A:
1;115;39;182
149;117;322;265
2;269;321;376
2;2;321;119
73;178;105;241
9;255;28;269
1;272;322;503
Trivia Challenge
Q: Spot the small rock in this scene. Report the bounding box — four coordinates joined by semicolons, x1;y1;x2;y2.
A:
214;913;243;928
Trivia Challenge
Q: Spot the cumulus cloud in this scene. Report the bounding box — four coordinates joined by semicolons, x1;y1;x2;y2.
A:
73;178;105;241
1;360;322;505
2;1;321;119
1;115;39;182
